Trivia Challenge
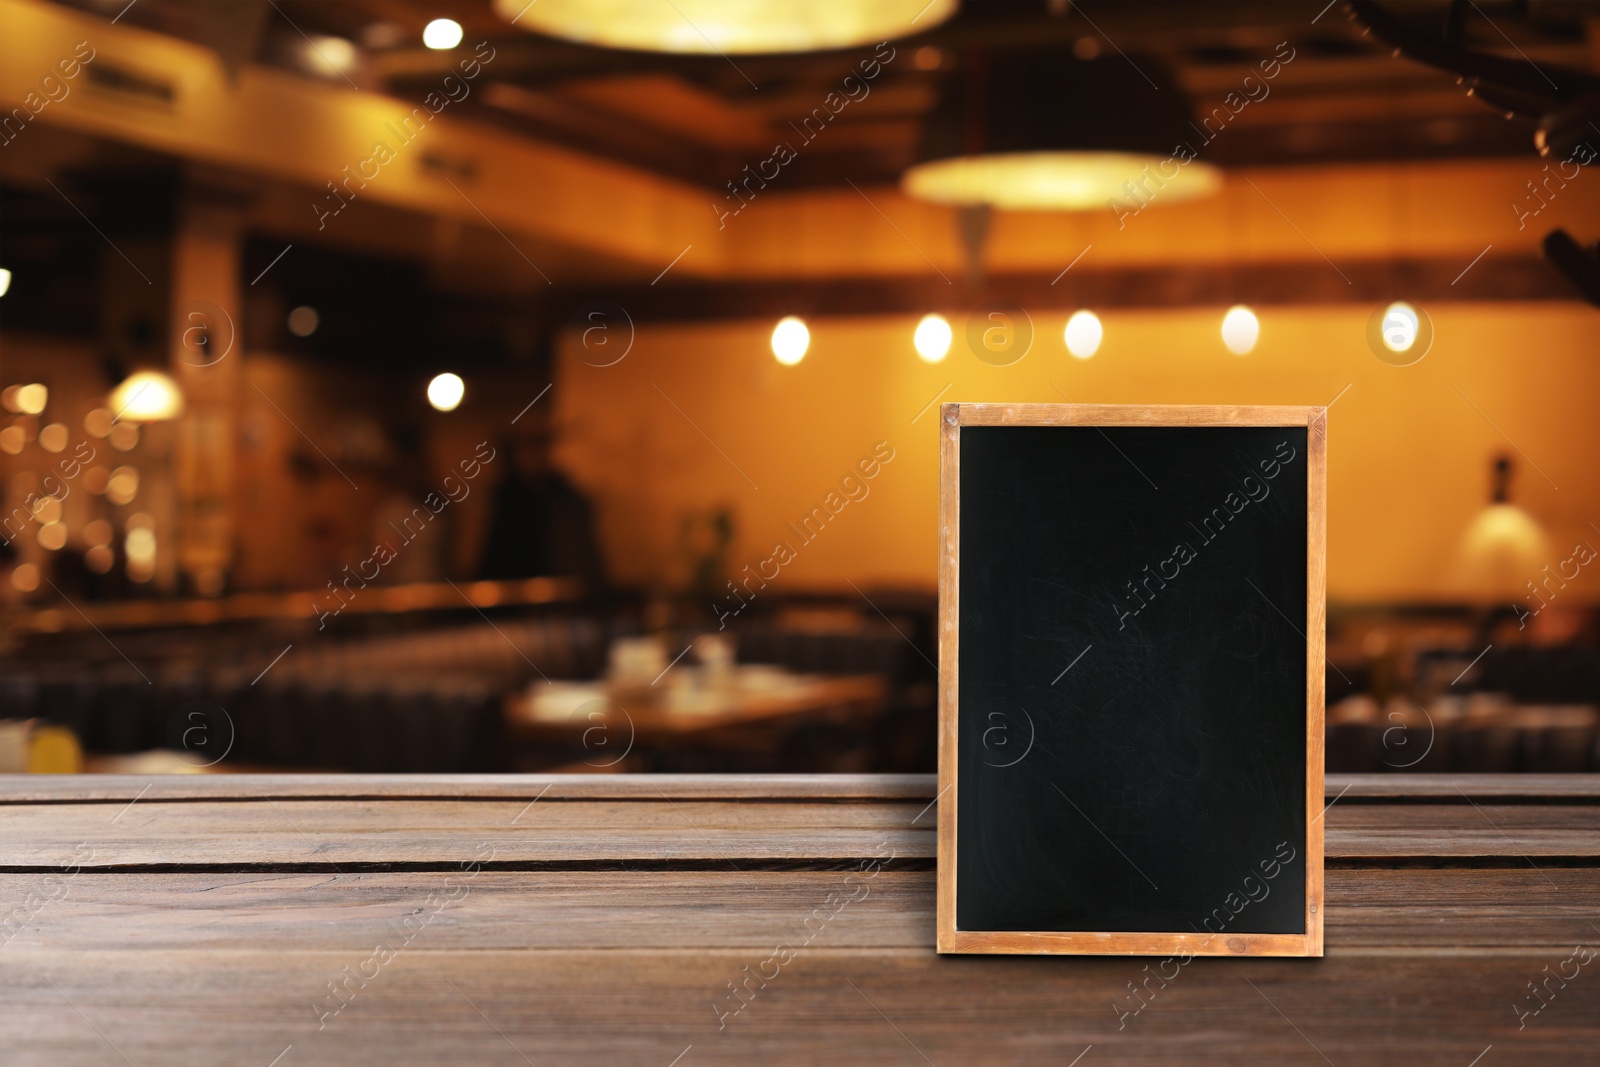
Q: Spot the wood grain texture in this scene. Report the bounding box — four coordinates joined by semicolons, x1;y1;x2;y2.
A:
0;774;1595;1064
0;772;939;803
936;404;960;953
1305;408;1328;957
5;868;1591;953
3;772;1594;804
2;799;1595;868
951;403;1324;427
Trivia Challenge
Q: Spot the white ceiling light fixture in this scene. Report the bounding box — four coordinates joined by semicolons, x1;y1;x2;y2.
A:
903;49;1221;211
771;316;809;366
1063;310;1102;359
427;372;466;411
423;18;464;50
490;0;957;54
914;314;952;363
1221;305;1259;355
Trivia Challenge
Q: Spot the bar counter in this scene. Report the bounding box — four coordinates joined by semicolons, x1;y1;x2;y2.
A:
2;774;1596;1064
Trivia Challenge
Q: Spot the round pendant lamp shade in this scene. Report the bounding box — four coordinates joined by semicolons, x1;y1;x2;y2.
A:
903;50;1222;210
492;0;958;54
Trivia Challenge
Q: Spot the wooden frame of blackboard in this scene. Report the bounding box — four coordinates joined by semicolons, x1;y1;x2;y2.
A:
936;403;1326;957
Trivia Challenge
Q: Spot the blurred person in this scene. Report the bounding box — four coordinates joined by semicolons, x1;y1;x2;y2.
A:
477;410;606;593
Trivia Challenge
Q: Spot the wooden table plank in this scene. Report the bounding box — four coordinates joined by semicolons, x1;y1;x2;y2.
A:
1;948;1594;1066
3;772;1596;803
3;800;1596;867
0;772;940;802
2;869;1594;953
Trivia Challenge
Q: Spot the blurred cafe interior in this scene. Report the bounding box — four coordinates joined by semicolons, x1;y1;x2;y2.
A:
1;0;1598;777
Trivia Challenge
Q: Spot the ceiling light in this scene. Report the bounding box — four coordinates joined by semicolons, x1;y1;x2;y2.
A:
491;0;956;54
110;371;184;422
1063;310;1102;359
771;317;809;366
903;50;1222;211
427;372;465;411
1221;305;1259;355
913;314;952;363
423;18;464;50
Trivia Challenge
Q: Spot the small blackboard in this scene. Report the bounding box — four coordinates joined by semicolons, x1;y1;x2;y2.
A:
937;404;1325;956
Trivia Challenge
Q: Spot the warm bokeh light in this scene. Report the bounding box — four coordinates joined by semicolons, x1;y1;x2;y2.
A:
1381;301;1420;353
1063;310;1103;359
11;562;39;593
38;423;68;453
423;18;464;49
287;306;320;337
913;314;952;363
427;372;466;411
493;0;956;54
125;525;157;582
107;466;140;506
83;407;113;438
15;383;47;415
38;523;67;551
0;267;11;297
109;421;140;451
1221;305;1260;355
772;316;810;366
903;152;1221;210
109;371;184;421
306;35;357;74
1455;503;1549;602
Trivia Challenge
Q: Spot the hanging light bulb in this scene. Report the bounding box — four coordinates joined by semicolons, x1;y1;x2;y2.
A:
1063;310;1102;359
1380;302;1419;353
913;314;952;363
422;18;464;49
771;316;809;365
427;372;465;411
1221;305;1259;355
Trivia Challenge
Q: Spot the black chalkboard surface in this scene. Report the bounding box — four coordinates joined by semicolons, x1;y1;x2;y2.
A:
936;404;1325;957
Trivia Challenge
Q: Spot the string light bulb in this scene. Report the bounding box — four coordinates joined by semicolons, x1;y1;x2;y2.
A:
427;372;465;411
1063;310;1102;359
913;314;952;363
423;18;464;49
1221;305;1259;355
771;316;809;365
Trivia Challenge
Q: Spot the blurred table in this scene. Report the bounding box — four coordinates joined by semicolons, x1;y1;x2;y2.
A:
504;667;888;748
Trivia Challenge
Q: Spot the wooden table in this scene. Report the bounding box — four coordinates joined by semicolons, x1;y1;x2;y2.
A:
1;774;1595;1064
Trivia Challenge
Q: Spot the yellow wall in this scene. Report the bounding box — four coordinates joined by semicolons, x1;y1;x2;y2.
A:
555;301;1600;604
